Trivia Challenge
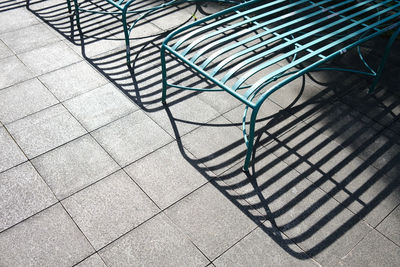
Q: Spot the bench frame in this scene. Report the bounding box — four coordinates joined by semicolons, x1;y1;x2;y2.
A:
161;0;400;172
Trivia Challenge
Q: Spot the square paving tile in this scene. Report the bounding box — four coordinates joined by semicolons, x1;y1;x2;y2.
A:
0;55;34;89
66;36;125;59
92;110;173;166
0;23;60;54
31;134;120;199
273;181;372;266
148;94;220;137
0;40;13;59
64;83;138;131
125;141;209;209
18;41;82;76
181;116;247;175
223;98;298;141
143;2;195;32
76;253;107;267
165;182;259;260
39;61;108;101
0;204;94;267
0;162;56;232
214;222;317;267
339;230;400;266
0;126;26;173
7;104;87;158
377;205;400;246
62;170;160;250
0;8;40;34
197;90;243;115
0;78;58;124
100;213;209;267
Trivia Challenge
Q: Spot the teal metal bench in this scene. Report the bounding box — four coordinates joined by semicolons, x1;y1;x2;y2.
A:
68;0;241;65
161;0;400;172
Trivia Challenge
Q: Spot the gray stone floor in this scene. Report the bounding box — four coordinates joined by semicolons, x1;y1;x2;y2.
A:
1;0;400;266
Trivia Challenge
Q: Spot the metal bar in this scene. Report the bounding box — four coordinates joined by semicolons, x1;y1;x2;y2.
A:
230;0;400;92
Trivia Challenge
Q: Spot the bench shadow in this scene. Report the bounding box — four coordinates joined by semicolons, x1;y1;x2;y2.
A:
25;0;400;263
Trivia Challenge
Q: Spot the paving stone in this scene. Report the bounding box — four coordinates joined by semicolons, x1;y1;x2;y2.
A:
353;131;400;181
19;41;82;76
0;23;60;54
0;40;13;59
66;35;126;59
148;94;220;137
76;254;107;267
273;182;371;266
181;116;247;175
0;162;56;232
143;2;195;32
165;182;259;260
125;142;209;209
0;8;40;34
0;204;94;267
377;205;400;246
0;55;34;89
298;102;400;181
31;134;120;199
197;90;242;115
7;104;87;158
92;110;173;166
0;78;58;124
100;213;209;267
260;71;332;119
214;222;317;267
62;170;159;250
339;230;400;266
0;126;26;173
64;83;137;131
303;100;383;143
39;60;108;101
223;98;298;142
27;0;72;23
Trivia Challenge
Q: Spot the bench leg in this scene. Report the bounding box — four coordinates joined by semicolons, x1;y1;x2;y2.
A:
122;9;132;66
161;45;168;104
71;0;83;41
243;107;259;172
370;25;400;93
66;0;75;39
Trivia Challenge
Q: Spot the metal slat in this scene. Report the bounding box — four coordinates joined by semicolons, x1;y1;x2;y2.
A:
204;0;377;76
221;0;397;87
190;0;338;65
211;0;379;80
171;0;282;51
179;0;309;56
243;11;400;100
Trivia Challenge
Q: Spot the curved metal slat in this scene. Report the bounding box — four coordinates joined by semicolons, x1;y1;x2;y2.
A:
178;0;304;55
206;0;372;77
189;0;329;64
245;11;400;101
222;0;396;88
171;0;281;50
199;0;349;69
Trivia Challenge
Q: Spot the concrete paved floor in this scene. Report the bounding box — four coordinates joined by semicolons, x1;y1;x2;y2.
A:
0;0;400;266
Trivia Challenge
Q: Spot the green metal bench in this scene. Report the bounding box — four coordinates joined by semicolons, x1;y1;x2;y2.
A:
68;0;241;65
161;0;400;172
